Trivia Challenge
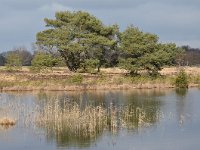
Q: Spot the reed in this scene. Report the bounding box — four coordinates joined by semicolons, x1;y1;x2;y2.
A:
37;101;108;138
36;99;158;139
0;95;159;140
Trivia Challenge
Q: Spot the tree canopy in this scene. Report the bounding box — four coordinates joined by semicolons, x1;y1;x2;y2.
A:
31;52;60;72
119;26;181;75
36;11;119;72
36;11;181;75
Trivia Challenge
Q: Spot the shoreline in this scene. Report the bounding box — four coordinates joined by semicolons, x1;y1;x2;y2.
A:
1;83;199;92
0;67;200;92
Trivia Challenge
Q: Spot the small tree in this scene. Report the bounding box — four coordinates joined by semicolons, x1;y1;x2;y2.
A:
31;52;58;72
5;52;22;71
175;69;188;88
80;59;99;73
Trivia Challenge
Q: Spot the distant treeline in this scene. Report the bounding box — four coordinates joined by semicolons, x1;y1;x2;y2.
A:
176;46;200;66
0;46;33;66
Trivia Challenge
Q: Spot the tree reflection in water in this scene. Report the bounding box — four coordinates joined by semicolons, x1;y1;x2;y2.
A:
36;89;166;148
175;88;190;126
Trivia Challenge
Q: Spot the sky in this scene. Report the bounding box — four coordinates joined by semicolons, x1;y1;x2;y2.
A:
0;0;200;52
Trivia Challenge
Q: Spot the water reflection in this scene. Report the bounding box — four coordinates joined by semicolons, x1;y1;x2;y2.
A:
35;90;166;148
2;89;199;150
175;88;191;126
175;88;188;97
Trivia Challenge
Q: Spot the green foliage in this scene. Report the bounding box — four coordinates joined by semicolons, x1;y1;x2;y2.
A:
119;26;180;76
175;69;189;88
66;74;83;84
55;57;66;67
36;11;119;72
36;11;182;75
80;59;99;73
191;75;200;85
5;52;22;71
0;81;14;89
31;52;59;72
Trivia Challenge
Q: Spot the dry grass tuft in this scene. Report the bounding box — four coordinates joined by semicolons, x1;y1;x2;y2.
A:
0;117;16;126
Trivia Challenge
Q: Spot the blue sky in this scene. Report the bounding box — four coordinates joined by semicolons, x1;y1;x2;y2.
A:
0;0;200;52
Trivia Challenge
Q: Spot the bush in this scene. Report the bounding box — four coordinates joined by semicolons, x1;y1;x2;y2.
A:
175;69;188;88
31;52;58;72
80;59;99;73
5;53;22;71
66;74;83;85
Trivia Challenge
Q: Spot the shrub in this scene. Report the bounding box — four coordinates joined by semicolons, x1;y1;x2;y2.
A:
31;52;58;72
5;53;22;71
175;69;188;88
66;74;83;84
80;59;99;73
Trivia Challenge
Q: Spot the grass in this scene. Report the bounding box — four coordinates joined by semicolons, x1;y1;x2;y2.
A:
0;81;15;89
0;66;200;91
63;74;83;85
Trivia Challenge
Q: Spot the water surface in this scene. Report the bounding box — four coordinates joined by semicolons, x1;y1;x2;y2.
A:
0;88;200;150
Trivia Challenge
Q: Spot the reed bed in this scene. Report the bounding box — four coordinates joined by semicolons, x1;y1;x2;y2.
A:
0;95;160;141
36;99;159;139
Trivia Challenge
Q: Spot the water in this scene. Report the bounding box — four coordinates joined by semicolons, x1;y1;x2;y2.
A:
0;88;200;150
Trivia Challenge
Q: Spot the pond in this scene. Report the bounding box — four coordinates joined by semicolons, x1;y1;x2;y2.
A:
0;88;200;150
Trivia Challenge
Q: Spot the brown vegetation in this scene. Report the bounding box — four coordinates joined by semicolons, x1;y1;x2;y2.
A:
36;99;158;139
0;66;199;91
0;117;16;126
